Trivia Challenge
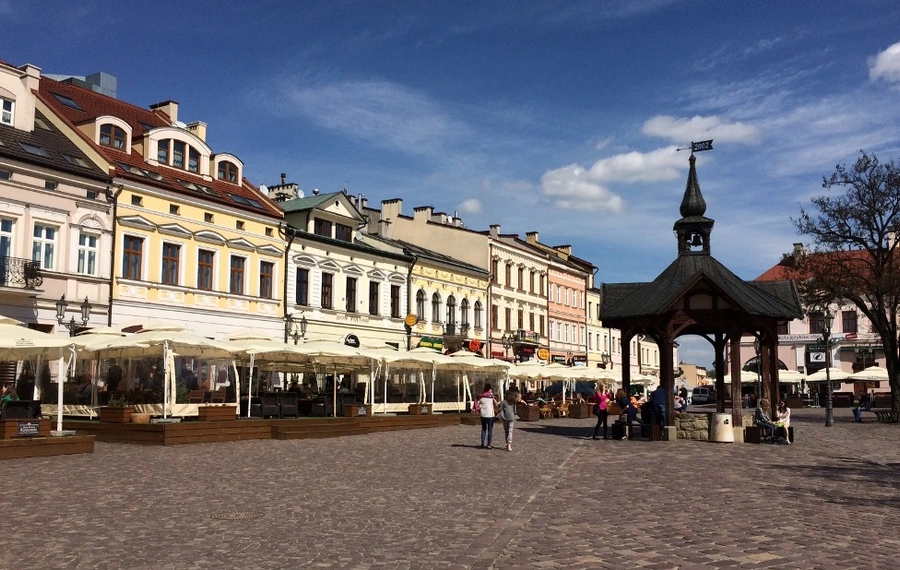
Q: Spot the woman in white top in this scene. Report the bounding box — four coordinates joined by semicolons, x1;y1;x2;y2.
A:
776;400;791;443
477;383;498;449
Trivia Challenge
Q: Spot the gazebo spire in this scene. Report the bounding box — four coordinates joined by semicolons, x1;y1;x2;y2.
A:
673;153;714;256
680;154;706;217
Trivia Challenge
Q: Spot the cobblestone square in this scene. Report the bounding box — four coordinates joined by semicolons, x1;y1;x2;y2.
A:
0;407;897;569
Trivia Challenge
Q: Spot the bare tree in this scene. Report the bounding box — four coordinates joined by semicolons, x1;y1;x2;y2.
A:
794;151;900;412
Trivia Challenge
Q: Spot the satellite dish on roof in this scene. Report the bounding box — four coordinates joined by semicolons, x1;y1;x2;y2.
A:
296;189;305;198
173;120;187;129
259;184;268;194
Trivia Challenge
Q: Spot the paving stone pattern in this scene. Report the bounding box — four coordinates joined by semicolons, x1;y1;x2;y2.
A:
0;407;897;569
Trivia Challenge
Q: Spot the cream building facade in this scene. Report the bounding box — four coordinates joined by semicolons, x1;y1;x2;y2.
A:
40;73;286;343
277;189;413;350
0;61;112;339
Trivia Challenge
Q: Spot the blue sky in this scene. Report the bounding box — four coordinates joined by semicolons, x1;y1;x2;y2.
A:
4;1;900;368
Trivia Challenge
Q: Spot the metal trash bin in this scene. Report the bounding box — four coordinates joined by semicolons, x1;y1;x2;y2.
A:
709;412;734;443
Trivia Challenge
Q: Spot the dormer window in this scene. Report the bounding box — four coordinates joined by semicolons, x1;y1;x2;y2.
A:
335;223;352;242
2;97;14;126
217;161;238;182
100;124;126;150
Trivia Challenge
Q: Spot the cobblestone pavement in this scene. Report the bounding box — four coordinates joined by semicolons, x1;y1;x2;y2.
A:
0;406;898;569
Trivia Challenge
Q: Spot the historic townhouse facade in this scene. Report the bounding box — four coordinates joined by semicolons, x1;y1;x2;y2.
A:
0;61;111;336
487;226;549;362
276;188;413;349
754;244;885;397
358;233;489;353
521;232;591;366
40;73;286;340
586;287;609;368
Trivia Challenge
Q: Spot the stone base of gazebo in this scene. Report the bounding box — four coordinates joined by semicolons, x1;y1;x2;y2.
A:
675;412;753;442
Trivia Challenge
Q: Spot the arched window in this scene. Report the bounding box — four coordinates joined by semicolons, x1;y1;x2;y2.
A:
100;124;126;150
460;298;469;327
217;161;238;182
416;289;426;319
474;301;482;329
188;147;200;172
446;295;456;325
431;292;442;323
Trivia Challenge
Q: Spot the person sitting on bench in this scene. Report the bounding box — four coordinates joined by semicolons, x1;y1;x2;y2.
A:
753;398;779;440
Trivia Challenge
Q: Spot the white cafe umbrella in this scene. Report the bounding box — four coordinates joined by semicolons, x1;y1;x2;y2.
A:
848;366;889;381
777;370;806;384
99;324;235;418
805;367;850;382
0;317;74;433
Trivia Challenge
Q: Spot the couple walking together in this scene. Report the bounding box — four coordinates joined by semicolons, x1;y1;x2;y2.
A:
476;383;518;451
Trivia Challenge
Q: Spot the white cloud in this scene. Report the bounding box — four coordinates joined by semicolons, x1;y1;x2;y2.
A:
277;79;470;156
642;115;761;145
540;147;684;212
594;136;613;151
869;41;900;83
458;198;482;214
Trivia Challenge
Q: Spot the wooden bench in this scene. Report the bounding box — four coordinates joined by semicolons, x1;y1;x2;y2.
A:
870;408;900;423
746;425;793;443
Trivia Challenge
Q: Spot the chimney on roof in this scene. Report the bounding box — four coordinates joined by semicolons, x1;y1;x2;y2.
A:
358;194;367;210
554;245;572;257
84;71;117;98
149;100;178;123
381;198;402;221
490;224;500;239
267;172;300;202
526;231;539;244
186;121;206;141
413;206;433;223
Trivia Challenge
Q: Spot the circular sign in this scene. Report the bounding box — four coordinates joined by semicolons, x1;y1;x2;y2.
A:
344;334;360;348
536;348;550;361
468;339;482;353
404;314;419;327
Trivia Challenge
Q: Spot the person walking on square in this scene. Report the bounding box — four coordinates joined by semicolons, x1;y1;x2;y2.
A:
592;386;610;440
497;388;519;451
853;392;871;422
477;383;498;449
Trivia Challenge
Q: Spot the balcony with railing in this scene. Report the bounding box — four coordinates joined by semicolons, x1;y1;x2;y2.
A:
0;256;43;289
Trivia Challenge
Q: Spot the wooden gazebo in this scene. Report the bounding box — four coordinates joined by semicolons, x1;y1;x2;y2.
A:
601;153;803;440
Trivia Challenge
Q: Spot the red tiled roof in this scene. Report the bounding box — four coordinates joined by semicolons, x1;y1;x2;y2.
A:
38;76;282;219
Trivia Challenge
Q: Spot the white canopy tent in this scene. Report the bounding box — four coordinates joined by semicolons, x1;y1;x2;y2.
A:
0;316;75;432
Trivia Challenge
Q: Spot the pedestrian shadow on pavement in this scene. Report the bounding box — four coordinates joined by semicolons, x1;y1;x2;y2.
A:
517;424;593;439
450;444;489;449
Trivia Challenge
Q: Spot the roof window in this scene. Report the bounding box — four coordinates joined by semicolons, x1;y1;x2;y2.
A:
20;143;49;157
63;154;90;168
51;93;83;110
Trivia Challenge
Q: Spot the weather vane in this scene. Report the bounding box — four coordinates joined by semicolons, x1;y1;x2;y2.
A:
676;140;714;154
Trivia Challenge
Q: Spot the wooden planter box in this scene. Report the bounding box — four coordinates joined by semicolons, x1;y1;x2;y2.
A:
345;404;372;418
516;403;541;422
0;418;50;438
408;404;432;415
197;405;237;422
98;406;135;423
568;402;592;419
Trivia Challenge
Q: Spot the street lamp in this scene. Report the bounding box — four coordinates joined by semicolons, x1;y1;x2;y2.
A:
599;352;610;369
285;313;308;345
753;338;761;405
55;295;91;336
823;312;835;427
501;333;513;360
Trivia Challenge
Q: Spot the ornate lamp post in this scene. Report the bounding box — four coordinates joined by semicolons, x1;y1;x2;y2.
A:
599;352;610;369
753;338;761;405
823;312;835;427
285;313;308;345
55;295;91;336
501;333;513;361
